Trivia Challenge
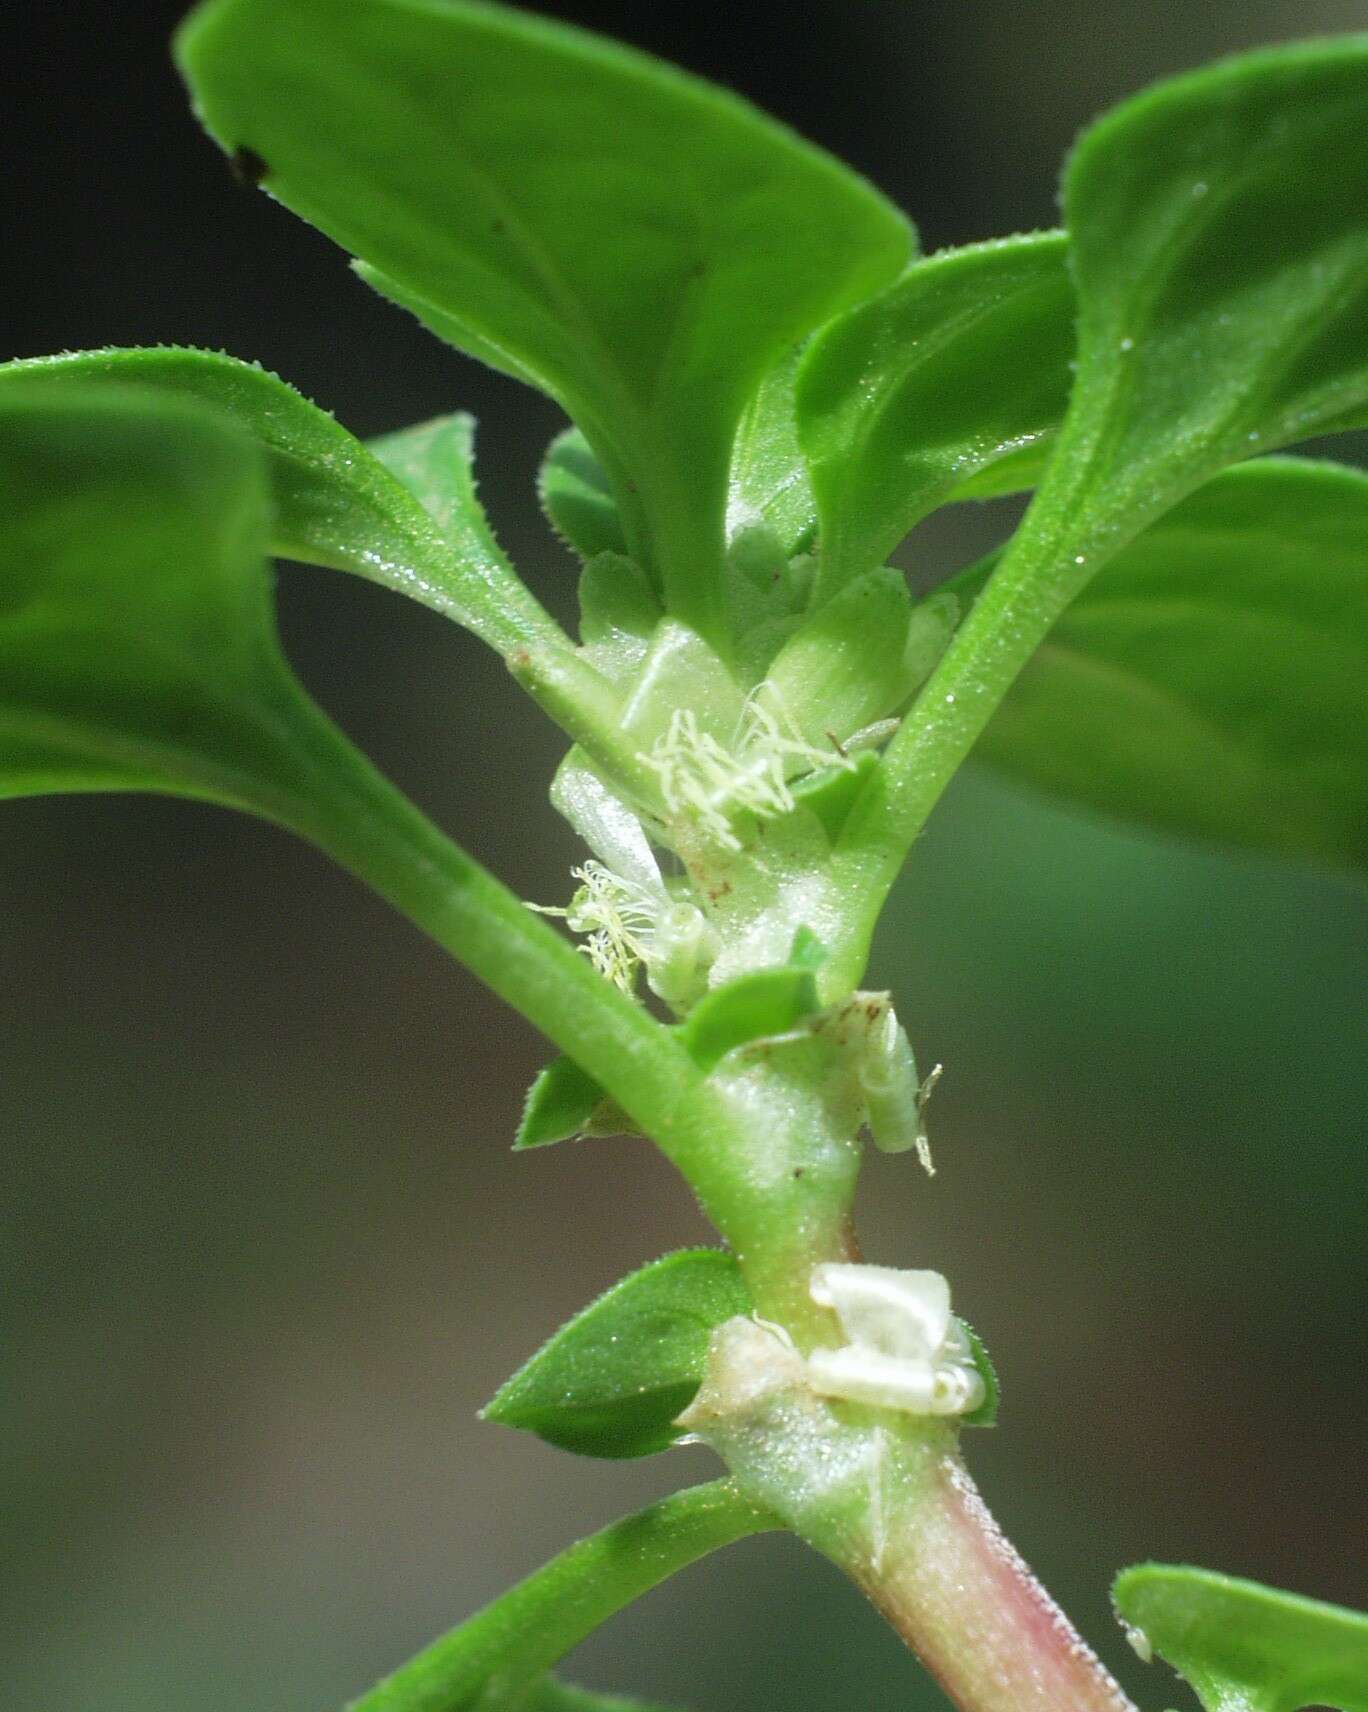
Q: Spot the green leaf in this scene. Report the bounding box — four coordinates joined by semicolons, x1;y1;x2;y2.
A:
517;1057;629;1151
992;41;1368;632
177;0;912;653
0;383;325;810
678;968;821;1072
797;232;1074;598
539;428;630;563
1113;1563;1368;1712
0;348;556;656
972;458;1368;869
728;346;817;558
482;1251;749;1458
959;1323;999;1428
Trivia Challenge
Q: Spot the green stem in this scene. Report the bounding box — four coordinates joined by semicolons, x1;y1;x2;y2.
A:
256;684;782;1256
680;1320;1135;1712
347;1481;774;1712
823;433;1121;993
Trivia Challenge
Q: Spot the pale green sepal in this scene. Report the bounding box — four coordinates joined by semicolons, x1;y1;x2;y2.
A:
765;566;911;748
1112;1563;1368;1712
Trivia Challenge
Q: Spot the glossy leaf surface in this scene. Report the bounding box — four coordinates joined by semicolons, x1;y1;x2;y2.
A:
997;41;1368;613
178;0;912;650
0;348;554;654
727;346;817;556
483;1251;749;1458
1113;1563;1368;1712
798;233;1074;596
973;459;1368;869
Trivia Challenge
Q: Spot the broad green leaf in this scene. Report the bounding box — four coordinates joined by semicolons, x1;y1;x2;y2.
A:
482;1251;749;1458
177;0;913;653
539;427;630;563
971;459;1368;869
679;967;821;1072
797;233;1074;598
727;346;817;558
0;348;556;655
1113;1563;1368;1712
0;385;326;810
997;41;1368;625
517;1056;627;1150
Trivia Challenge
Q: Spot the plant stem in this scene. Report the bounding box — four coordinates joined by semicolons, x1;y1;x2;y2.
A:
681;1317;1135;1712
256;685;756;1229
348;1480;774;1712
850;1454;1136;1712
822;432;1116;994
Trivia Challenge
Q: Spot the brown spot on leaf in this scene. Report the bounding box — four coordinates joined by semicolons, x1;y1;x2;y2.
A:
229;146;269;187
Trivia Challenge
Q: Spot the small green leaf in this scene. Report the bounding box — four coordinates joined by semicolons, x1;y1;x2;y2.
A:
177;0;912;652
679;968;821;1072
0;348;556;656
959;1323;999;1428
765;566;912;748
1113;1563;1368;1712
728;346;817;558
539;427;630;563
482;1251;750;1459
972;459;1368;869
797;232;1074;598
517;1057;620;1151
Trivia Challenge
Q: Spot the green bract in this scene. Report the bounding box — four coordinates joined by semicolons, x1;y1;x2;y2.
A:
1114;1564;1368;1712
483;1251;750;1458
175;0;912;654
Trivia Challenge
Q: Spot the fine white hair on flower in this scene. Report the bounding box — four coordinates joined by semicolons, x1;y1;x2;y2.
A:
528;859;659;993
641;687;854;851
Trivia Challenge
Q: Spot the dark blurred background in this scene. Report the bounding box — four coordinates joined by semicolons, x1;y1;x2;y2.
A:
4;2;1367;1708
